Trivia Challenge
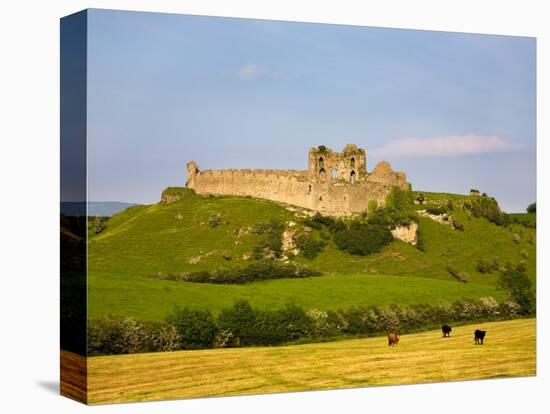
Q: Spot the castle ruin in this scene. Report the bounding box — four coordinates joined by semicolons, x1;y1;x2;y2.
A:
186;144;410;216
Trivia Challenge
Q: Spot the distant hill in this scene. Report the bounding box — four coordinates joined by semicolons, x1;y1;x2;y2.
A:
87;188;536;321
61;201;140;217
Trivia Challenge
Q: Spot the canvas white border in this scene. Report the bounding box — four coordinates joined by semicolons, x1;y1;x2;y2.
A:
0;1;546;413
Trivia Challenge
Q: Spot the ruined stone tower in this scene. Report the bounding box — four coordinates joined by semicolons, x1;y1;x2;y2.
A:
185;144;410;216
308;144;367;183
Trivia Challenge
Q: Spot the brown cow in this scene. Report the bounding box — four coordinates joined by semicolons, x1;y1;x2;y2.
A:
388;333;399;347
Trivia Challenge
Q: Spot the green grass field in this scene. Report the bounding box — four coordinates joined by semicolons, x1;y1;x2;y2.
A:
88;273;505;320
86;318;536;404
88;190;535;322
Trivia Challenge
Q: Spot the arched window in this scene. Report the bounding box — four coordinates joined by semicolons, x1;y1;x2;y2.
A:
331;169;337;179
350;170;356;184
308;185;312;195
319;167;326;177
319;157;324;169
350;158;355;169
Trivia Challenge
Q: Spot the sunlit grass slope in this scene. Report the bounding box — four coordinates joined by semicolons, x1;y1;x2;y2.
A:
88;190;535;321
88;273;504;320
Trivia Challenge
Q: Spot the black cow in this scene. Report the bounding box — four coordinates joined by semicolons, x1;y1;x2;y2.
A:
442;324;452;337
474;329;486;345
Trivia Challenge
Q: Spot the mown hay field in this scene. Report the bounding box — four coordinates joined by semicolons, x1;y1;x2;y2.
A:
87;318;536;404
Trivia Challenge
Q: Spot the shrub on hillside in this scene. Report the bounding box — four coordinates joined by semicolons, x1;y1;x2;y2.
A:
88;317;150;355
509;215;536;229
303;213;323;230
476;258;499;274
424;302;454;324
368;207;417;228
94;216;106;234
275;303;312;341
148;324;181;352
526;202;536;214
425;205;448;215
452;219;464;231
385;187;414;211
208;213;222;227
218;300;312;346
338;307;371;334
393;305;423;329
213;329;239;348
415;228;425;252
446;264;469;283
87;318;184;355
333;222;393;256
253;219;284;258
306;309;340;337
497;264;535;315
368;199;379;216
166;307;218;349
478;296;500;317
452;299;483;320
180;260;320;284
470;196;509;226
499;299;521;316
294;233;326;259
304;213;345;233
217;300;257;346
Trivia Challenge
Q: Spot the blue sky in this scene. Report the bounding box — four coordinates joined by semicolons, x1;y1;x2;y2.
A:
86;9;536;212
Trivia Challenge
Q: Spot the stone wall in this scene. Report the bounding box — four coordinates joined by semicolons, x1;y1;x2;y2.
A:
185;145;410;216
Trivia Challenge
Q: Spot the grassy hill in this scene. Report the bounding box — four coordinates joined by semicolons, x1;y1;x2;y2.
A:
85;318;536;404
88;189;535;322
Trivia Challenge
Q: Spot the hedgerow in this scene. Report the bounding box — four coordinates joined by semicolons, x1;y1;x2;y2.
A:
88;297;533;355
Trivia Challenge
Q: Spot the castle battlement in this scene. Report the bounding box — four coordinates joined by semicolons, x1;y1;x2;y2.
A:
186;144;410;216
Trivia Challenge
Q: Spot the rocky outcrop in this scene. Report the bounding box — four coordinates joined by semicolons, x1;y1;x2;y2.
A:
418;210;452;226
161;187;192;204
281;229;299;257
391;221;418;245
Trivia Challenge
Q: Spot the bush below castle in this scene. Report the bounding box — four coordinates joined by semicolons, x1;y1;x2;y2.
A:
151;260;321;284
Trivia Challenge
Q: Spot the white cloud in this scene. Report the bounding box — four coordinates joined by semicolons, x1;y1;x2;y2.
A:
238;64;264;80
370;135;518;158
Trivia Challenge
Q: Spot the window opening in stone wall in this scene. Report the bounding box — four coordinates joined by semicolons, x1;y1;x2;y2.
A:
319;157;324;169
308;184;311;195
319;168;326;177
350;157;355;168
350;170;356;184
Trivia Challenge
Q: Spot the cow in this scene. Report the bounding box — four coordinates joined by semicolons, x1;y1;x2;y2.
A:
442;324;452;337
388;333;399;347
474;329;486;345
